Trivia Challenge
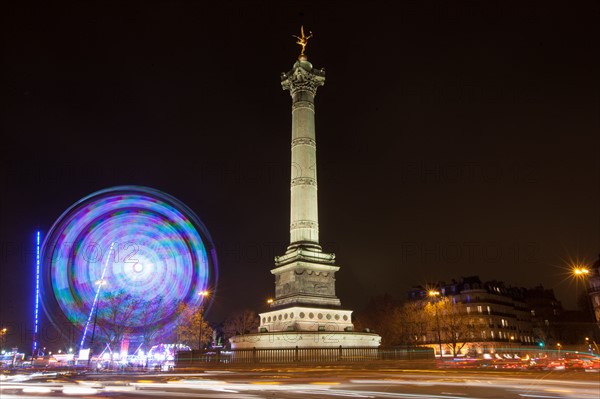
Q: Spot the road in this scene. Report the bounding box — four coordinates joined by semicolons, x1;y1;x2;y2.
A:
1;367;598;398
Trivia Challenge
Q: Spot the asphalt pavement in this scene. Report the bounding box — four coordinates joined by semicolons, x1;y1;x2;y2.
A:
1;366;598;399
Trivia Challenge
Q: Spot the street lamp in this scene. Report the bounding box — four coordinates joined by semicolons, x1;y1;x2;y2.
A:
556;343;562;359
573;265;590;297
584;337;591;353
198;290;210;351
572;264;595;324
0;328;7;351
428;290;443;358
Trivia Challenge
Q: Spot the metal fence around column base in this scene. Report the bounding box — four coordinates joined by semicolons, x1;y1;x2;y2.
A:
175;346;433;367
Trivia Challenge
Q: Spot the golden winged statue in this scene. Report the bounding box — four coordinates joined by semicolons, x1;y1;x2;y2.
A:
292;25;313;57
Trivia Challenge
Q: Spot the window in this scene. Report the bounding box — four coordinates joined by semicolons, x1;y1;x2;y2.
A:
487;306;491;314
477;305;483;313
466;306;471;314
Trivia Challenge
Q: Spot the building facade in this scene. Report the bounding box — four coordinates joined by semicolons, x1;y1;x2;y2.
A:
587;255;600;327
522;285;563;347
408;276;536;357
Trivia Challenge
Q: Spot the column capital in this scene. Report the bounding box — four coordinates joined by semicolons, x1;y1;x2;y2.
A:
281;60;325;97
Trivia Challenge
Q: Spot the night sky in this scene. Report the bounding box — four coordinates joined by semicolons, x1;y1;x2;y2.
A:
1;1;598;350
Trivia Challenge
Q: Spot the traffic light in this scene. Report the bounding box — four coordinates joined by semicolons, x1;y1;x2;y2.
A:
538;342;544;347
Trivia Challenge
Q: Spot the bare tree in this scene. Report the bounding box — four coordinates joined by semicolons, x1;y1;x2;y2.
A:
397;301;429;347
175;302;213;350
355;294;402;347
426;297;486;356
222;309;259;340
96;289;141;355
137;296;167;351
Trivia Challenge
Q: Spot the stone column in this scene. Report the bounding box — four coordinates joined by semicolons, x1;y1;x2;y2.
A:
281;56;325;249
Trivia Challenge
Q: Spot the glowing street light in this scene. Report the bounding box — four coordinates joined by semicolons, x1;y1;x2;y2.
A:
584;337;591;353
428;290;443;357
0;328;7;350
267;298;274;305
556;342;562;358
573;267;590;276
572;264;595;324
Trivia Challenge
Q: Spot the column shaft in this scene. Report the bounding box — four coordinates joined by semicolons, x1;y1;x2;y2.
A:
290;96;319;245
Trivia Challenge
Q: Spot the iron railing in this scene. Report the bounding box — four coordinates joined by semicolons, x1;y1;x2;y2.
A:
175;346;433;367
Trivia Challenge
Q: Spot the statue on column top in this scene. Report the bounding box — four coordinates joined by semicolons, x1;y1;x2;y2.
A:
292;26;313;58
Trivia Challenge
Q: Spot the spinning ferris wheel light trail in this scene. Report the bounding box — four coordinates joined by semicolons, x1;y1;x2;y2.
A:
40;186;218;346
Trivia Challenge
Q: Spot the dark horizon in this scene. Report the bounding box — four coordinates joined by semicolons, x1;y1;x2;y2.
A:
1;1;598;351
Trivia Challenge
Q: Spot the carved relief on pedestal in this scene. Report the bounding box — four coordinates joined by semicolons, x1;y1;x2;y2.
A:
314;284;329;294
